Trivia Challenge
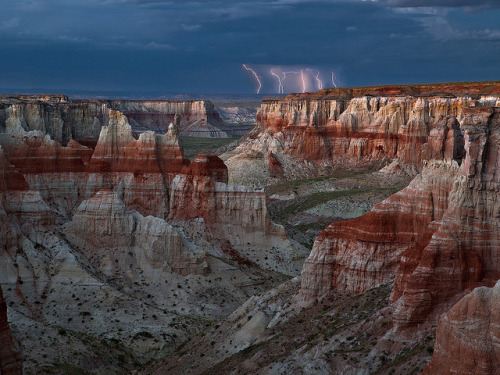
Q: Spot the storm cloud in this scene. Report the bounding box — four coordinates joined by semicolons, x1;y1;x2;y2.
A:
0;0;498;94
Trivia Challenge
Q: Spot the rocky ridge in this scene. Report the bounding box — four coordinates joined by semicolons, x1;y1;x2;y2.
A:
222;81;500;187
0;95;231;145
300;105;500;331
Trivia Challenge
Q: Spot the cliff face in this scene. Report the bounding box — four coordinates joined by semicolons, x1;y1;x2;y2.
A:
0;95;228;146
300;105;500;332
0;285;23;375
168;155;307;274
300;160;460;298
0;103;305;276
110;100;227;138
66;189;208;277
222;82;500;186
422;281;500;375
391;106;500;327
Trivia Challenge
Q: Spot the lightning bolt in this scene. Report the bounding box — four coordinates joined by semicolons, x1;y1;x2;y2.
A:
300;69;306;93
331;71;337;88
306;68;323;90
280;70;300;94
270;69;284;94
242;64;262;94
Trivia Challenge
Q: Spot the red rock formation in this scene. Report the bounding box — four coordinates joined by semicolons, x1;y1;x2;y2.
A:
266;152;284;178
88;110;188;174
85;109;189;217
300;159;459;298
0;110;190;217
167;153;228;223
1;133;92;174
168;153;307;274
391;107;500;327
422;280;500;375
224;82;500;185
0;146;29;193
300;106;500;330
1;104;305;273
0;145;55;226
0;285;23;375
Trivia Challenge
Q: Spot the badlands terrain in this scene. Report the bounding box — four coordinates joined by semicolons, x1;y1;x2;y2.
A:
1;81;499;375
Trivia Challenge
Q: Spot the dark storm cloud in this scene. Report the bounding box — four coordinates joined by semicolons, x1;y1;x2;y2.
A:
379;0;500;9
0;0;498;93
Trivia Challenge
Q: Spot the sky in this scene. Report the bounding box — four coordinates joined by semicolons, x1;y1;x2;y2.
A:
0;0;499;94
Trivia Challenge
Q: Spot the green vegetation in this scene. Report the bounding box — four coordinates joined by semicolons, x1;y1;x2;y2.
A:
265;167;382;196
272;186;404;222
180;136;238;160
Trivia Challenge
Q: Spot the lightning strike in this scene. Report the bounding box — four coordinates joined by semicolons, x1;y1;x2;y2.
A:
270;69;284;94
331;71;337;88
300;69;307;93
306;68;323;90
242;64;262;94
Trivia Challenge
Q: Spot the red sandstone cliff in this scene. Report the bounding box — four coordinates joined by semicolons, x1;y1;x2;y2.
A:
300;105;500;332
391;106;500;328
422;280;500;375
0;285;23;375
223;82;500;186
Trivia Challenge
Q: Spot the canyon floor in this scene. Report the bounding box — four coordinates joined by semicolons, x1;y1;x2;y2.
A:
265;165;411;248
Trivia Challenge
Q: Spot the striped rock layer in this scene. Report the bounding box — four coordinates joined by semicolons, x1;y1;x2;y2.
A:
301;105;500;329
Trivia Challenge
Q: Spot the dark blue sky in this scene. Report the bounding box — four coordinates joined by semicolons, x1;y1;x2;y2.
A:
0;0;499;94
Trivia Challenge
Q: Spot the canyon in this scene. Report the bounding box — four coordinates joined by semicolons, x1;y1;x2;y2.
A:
0;95;239;142
149;82;499;374
1;82;499;374
0;96;306;373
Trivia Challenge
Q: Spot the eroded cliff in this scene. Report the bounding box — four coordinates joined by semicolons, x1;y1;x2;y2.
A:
0;102;305;373
422;280;500;375
222;82;500;186
300;105;500;334
0;95;229;146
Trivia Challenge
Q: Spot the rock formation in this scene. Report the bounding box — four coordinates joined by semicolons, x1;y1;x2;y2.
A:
111;100;228;138
66;189;208;277
0;285;23;375
300;104;500;332
222;82;500;186
391;106;500;327
0;95;229;146
422;280;500;375
0;98;306;372
2;84;499;374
